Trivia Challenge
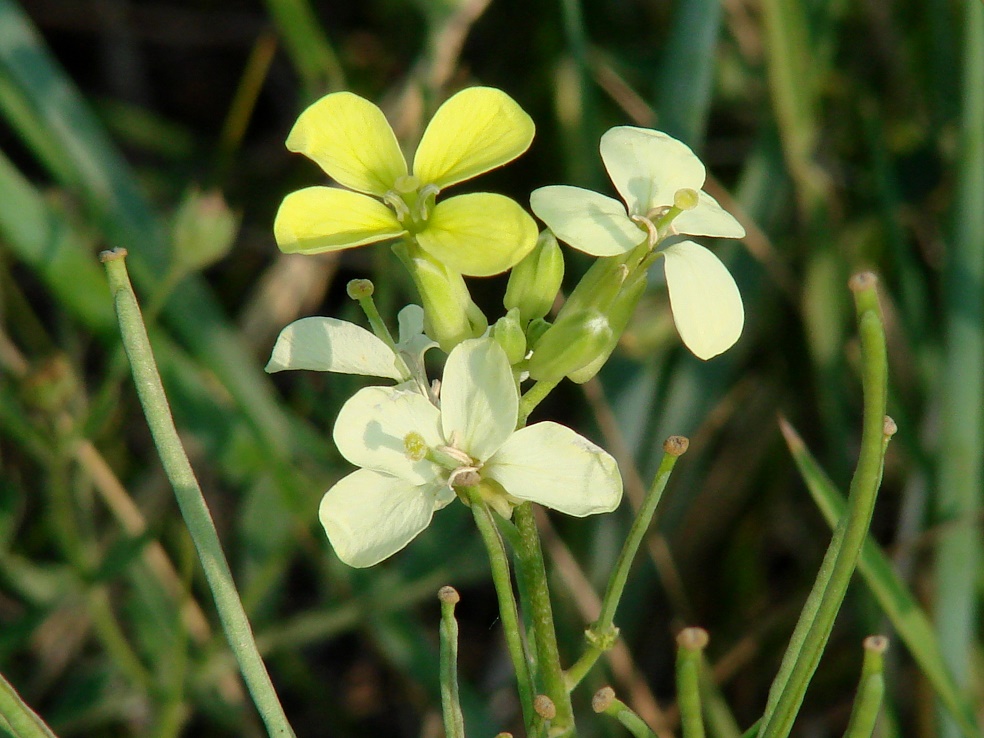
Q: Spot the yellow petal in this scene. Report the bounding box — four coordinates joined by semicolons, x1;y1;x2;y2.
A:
413;87;534;190
286;92;408;196
416;193;538;277
274;186;405;254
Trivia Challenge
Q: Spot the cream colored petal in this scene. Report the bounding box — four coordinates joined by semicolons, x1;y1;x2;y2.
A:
265;317;405;379
319;470;447;568
413;87;534;190
484;422;622;516
274;186;406;254
333;386;444;485
417;193;538;276
396;305;438;363
440;338;517;463
672;190;746;239
286;91;407;196
600;127;705;215
661;240;744;360
530;185;645;256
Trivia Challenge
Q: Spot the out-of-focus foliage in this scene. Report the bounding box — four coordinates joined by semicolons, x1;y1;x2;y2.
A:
0;0;980;735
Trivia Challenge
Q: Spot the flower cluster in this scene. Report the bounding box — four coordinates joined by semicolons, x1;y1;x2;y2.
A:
270;86;746;566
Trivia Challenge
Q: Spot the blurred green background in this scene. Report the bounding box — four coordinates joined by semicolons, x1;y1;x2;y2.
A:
0;0;981;735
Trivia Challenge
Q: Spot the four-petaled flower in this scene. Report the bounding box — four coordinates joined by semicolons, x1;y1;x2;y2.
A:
275;87;539;277
530;126;746;360
321;338;623;567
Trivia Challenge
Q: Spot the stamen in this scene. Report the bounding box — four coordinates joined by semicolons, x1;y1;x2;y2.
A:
630;214;660;248
436;443;474;466
383;191;411;221
413;183;441;222
449;467;481;488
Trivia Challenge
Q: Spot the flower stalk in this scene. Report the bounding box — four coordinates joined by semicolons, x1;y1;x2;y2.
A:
513;502;575;733
758;272;890;738
438;586;466;738
842;636;889;738
101;249;296;738
567;436;687;690
466;487;535;725
676;627;709;738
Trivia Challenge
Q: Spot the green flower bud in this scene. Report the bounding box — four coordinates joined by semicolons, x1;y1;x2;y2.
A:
394;242;487;352
503;230;565;323
171;188;239;274
566;269;647;383
491;308;527;364
526;317;552;347
527;309;613;382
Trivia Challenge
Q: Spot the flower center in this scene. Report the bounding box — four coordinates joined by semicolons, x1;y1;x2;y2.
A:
630;187;700;248
383;181;441;234
402;431;483;489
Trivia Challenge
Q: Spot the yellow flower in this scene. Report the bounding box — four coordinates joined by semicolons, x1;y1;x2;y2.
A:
274;87;538;277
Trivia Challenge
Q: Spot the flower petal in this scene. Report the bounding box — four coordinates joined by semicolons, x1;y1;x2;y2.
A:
286;91;408;196
485;422;622;516
441;338;517;463
396;304;438;363
274;186;406;254
320;469;449;567
265;317;406;379
334;386;444;484
661;240;744;360
672;190;747;239
417;193;538;276
600;127;706;216
530;186;645;256
413;87;534;190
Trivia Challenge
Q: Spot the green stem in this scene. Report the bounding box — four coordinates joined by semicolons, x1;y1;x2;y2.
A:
567;437;686;690
0;670;58;738
842;637;888;738
758;273;889;738
676;628;709;738
519;379;559;424
100;249;296;738
465;488;535;727
438;587;466;738
513;502;575;733
592;687;658;738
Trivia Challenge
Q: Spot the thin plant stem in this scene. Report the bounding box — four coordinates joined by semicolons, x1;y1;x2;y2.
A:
843;636;889;738
513;502;575;733
519;379;559;424
676;628;709;738
757;273;889;738
566;437;686;690
438;586;466;738
100;249;296;738
465;487;535;726
592;687;658;738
